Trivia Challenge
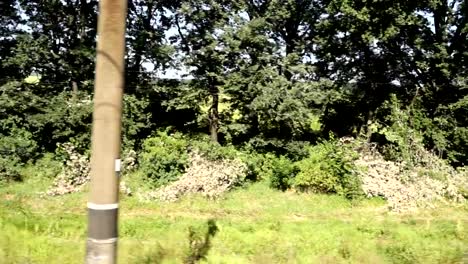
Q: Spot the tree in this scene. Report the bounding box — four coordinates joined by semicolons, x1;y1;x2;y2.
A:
6;0;98;94
172;0;239;142
0;0;23;83
314;0;468;163
126;0;176;92
217;0;327;147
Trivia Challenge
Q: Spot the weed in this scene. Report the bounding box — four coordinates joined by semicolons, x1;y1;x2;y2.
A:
184;219;218;264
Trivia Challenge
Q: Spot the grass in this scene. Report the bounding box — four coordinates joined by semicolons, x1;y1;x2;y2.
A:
0;176;467;263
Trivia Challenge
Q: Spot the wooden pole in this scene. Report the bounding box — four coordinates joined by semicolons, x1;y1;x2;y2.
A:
86;0;127;263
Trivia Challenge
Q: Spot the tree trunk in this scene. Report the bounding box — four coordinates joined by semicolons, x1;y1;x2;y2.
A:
209;85;219;143
365;109;374;143
72;80;78;103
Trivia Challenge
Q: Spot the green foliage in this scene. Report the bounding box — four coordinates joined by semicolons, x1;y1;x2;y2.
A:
139;132;249;188
0;79;154;160
267;156;298;191
139;132;306;189
122;94;153;150
440;95;468;165
0;81;92;153
455;167;468;199
18;153;63;184
0;128;38;183
221;147;299;189
373;95;466;167
294;138;362;199
139;131;189;187
374;95;427;166
35;92;151;153
191;142;301;186
0;129;38;163
1;0;467;185
245;74;322;139
0;156;22;183
189;138;240;161
246;137;310;161
6;1;97;84
237;152;274;182
31;91;93;152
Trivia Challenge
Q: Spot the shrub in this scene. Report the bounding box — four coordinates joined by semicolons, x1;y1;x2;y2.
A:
433;94;468;166
245;137;310;161
139;133;306;191
140;132;277;187
192;140;273;185
0;156;22;183
139;131;189;187
372;94;468;167
0;128;38;182
201;145;300;186
189;139;239;161
294;138;362;199
0;80;153;158
239;152;275;182
24;153;63;180
373;95;428;167
456;167;468;198
0;129;38;162
268;156;298;191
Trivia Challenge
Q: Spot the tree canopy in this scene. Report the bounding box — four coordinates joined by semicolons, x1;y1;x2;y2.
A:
1;0;467;165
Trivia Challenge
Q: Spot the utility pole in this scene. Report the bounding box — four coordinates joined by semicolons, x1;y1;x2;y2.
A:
86;0;127;263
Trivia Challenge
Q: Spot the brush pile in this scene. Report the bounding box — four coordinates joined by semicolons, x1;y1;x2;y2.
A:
355;143;467;212
146;151;247;202
46;143;135;196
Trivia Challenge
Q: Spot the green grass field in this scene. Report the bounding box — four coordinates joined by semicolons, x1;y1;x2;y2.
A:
0;176;467;263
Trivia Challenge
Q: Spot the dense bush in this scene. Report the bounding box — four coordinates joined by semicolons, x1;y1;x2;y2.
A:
268;156;298;191
139;131;189;187
293;138;363;199
439;96;468;166
139;132;303;190
373;95;434;167
0;128;38;182
373;94;468;167
189;138;240;161
139;132;252;188
238;152;276;182
31;91;93;152
245;137;310;161
0;156;22;183
0;80;155;160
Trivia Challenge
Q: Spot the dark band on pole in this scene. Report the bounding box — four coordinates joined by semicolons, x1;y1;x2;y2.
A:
87;203;118;240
